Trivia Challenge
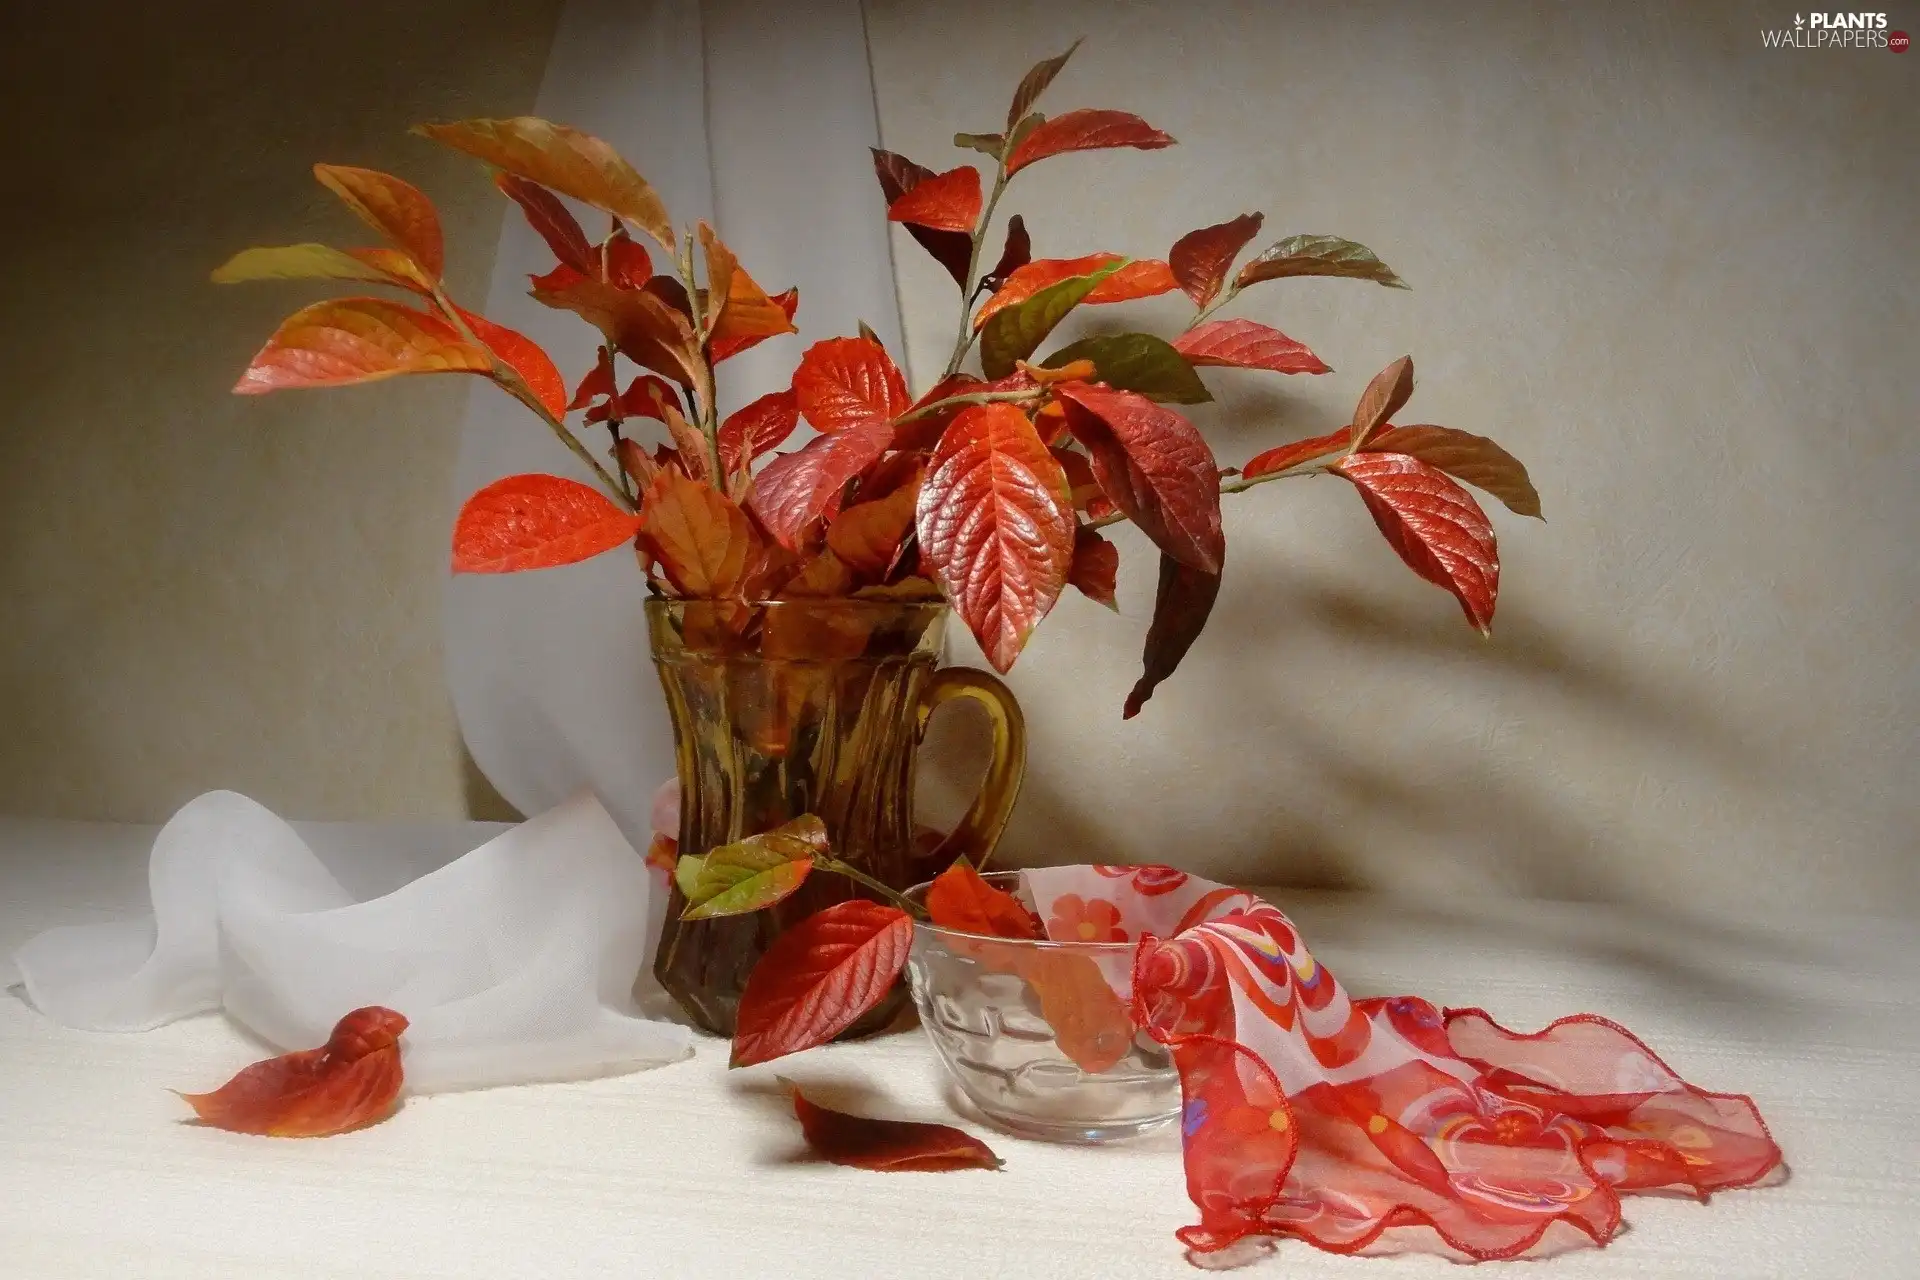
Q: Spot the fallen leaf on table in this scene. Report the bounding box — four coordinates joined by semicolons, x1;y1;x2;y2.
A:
175;1006;408;1137
783;1078;1003;1171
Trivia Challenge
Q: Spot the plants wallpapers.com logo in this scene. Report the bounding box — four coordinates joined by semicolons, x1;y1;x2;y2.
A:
1762;11;1909;48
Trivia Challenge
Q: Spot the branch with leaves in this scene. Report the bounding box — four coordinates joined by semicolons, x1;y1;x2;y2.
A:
216;39;1540;718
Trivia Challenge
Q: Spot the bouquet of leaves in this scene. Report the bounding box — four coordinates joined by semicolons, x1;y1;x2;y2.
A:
219;40;1537;720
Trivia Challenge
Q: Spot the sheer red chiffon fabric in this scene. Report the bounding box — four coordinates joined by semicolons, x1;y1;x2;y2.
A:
1020;867;1783;1263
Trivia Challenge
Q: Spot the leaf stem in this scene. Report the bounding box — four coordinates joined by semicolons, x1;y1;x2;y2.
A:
817;856;930;921
674;230;725;482
891;385;1045;426
1080;463;1328;533
1187;280;1241;333
940;159;1012;380
432;283;633;510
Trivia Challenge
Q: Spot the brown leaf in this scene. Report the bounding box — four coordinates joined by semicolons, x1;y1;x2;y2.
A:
1168;212;1263;308
1172;319;1330;376
916;403;1075;672
660;402;715;484
175;1006;407;1138
1364;425;1542;518
981;214;1032;293
1334;452;1499;633
312;165;444;279
1125;552;1222;719
233;298;490;394
1054;383;1224;574
1006;39;1082;130
870;149;973;288
786;1080;1003;1172
1005;109;1174;175
1068;526;1120;610
640;467;757;597
1235;234;1407;290
1350;355;1414;449
531;276;701;389
415;117;672;246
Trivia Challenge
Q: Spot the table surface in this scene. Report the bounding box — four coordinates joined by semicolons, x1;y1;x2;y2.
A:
1;816;1914;1280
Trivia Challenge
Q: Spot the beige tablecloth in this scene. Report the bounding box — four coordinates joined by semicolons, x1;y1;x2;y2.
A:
1;818;1912;1279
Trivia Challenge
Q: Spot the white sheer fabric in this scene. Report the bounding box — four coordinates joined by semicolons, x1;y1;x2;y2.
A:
13;790;691;1093
444;0;906;843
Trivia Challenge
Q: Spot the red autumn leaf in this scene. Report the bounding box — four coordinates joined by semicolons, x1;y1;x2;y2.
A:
731;900;915;1068
1053;383;1224;574
1172;318;1330;376
925;860;1040;939
233;298;491;394
1068;526;1120;611
751;421;895;550
1351;355;1415;449
452;306;568;420
1242;426;1353;479
916;402;1075;673
1005;108;1175;175
175;1006;407;1138
1364;424;1542;518
312;165;444;279
871;149;974;288
891;372;983;453
972;254;1179;330
1168;212;1264;307
717;387;801;474
982;214;1032;293
711;287;798;363
586;374;679;425
600;230;655;288
791;336;911;435
568;347;615;411
1333;451;1499;633
640;467;757;596
1125;552;1222;719
886;165;983;233
494;172;594;274
787;1080;1003;1172
531;276;701;389
452;473;641;574
1052;446;1103;509
826;473;922;578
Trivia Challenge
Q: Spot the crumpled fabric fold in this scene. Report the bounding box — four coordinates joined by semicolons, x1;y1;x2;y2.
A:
14;789;691;1092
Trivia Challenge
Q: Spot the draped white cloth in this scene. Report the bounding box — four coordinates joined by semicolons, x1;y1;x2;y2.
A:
13;790;690;1093
444;0;906;843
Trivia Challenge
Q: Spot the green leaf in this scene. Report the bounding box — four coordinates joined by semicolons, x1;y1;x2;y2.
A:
1235;234;1408;289
953;132;1005;157
211;243;395;286
678;815;830;920
674;853;707;900
1043;333;1211;404
978;260;1123;380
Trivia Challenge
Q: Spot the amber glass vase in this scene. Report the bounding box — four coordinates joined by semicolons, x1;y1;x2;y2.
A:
646;597;1025;1037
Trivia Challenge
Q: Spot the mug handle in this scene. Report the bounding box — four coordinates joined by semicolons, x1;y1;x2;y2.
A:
914;667;1026;872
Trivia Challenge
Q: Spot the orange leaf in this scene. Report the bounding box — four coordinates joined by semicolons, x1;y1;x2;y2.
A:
925;861;1040;939
414;117;672;247
731;901;914;1068
345;248;437;293
1168;212;1264;308
791;336;911;435
1333;451;1499;633
1018;950;1133;1074
826;473;921;578
700;224;799;353
787;1080;1002;1172
616;436;659;490
717;388;800;475
1351;355;1415;449
1242;426;1353;479
453;306;567;420
453;473;641;573
1052;446;1103;508
778;548;857;598
585;374;680;426
871;149;974;288
175;1006;407;1138
531;276;701;389
972;254;1177;330
1015;357;1095;386
313;165;444;279
1172;318;1329;376
1054;383;1223;574
233;298;490;394
885;165;982;233
1068;526;1120;611
1004;109;1174;175
660;401;716;484
712;287;798;363
494;172;595;273
916;402;1074;672
640;467;756;597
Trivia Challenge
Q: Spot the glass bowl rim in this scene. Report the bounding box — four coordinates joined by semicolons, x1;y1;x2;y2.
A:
904;869;1139;953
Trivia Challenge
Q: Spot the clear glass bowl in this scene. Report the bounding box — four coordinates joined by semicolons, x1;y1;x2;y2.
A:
904;872;1181;1144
